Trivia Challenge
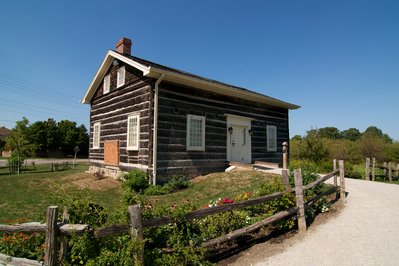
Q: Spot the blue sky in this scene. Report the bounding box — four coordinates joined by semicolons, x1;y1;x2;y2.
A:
0;0;398;140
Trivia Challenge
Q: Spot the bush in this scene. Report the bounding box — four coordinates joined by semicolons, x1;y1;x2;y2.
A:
165;176;191;191
0;232;44;261
144;176;191;196
144;185;170;196
60;194;143;265
123;169;149;193
344;162;363;179
289;159;332;174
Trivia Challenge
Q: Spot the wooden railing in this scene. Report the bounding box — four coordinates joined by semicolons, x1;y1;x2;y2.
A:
365;157;399;181
0;160;346;266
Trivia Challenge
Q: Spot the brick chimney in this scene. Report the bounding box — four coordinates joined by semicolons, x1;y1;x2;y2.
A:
115;37;132;55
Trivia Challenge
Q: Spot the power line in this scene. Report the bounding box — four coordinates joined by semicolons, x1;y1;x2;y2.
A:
0;107;85;121
0;119;17;123
0;71;76;99
0;79;82;107
1;97;87;117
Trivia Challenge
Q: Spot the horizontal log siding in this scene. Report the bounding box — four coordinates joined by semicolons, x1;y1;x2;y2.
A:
157;82;289;179
90;62;154;169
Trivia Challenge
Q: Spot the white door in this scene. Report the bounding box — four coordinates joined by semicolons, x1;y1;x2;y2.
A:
230;125;250;163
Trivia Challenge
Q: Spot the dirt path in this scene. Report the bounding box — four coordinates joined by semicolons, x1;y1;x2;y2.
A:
223;178;399;266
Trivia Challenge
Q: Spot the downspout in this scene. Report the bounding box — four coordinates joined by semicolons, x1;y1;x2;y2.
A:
152;73;165;185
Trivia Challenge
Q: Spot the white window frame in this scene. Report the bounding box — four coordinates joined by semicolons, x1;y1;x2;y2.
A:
103;74;110;94
117;66;125;88
267;125;277;152
127;113;140;151
186;114;205;151
93;122;101;149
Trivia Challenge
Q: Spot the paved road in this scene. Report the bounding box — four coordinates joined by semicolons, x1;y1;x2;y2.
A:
0;158;88;167
251;178;399;266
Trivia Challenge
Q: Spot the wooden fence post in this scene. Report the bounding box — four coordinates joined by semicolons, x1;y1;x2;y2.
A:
333;159;337;186
59;207;69;261
50;163;54;172
339;160;346;202
128;205;144;265
365;158;370;181
294;169;306;233
372;158;376;181
282;142;288;170
388;162;392;182
383;162;387;178
281;169;290;191
45;206;59;266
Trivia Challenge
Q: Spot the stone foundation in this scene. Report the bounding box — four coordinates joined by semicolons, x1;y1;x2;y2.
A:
89;165;126;180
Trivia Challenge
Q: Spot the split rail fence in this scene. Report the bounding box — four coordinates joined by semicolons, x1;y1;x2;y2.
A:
0;160;346;266
365;157;399;182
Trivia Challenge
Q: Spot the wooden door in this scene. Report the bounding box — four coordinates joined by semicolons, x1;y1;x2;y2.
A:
230;125;250;163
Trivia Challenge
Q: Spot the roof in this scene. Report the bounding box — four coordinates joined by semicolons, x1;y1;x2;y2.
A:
0;127;10;138
82;50;300;110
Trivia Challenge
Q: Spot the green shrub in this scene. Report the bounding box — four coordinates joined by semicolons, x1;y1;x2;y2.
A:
196;210;253;241
123;169;149;193
289;159;317;172
344;162;363;179
0;232;44;261
144;185;170;195
165;176;191;191
143;176;191;196
289;159;333;174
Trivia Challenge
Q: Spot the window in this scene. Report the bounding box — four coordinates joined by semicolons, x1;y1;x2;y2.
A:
267;125;277;152
93;122;101;149
127;113;140;150
187;115;205;151
103;74;110;94
117;66;125;88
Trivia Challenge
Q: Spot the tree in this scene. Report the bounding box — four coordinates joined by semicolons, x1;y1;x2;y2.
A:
363;126;392;143
5;118;36;174
0;138;5;154
29;121;47;156
357;134;385;161
57;120;89;155
341;128;361;141
291;135;302;141
327;139;360;161
45;118;60;149
318;127;342;140
384;142;399;161
291;129;329;163
76;124;89;155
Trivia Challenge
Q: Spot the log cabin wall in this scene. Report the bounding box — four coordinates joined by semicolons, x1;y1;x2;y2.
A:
89;62;154;173
156;82;289;180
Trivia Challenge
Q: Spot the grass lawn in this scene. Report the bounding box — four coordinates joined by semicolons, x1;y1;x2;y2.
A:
148;171;279;209
0;164;122;223
0;165;280;224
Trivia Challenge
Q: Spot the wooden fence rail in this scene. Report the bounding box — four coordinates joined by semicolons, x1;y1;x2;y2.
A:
365;157;399;182
0;160;346;266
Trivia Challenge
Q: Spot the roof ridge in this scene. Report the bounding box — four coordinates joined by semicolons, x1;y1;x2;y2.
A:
114;51;292;105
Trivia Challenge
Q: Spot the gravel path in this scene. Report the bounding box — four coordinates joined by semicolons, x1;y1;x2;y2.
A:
255;178;399;266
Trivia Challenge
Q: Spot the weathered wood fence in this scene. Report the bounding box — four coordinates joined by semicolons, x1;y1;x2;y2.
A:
50;162;70;172
365;157;399;182
0;160;346;266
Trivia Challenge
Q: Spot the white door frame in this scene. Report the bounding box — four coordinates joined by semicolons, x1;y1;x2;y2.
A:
226;114;253;163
